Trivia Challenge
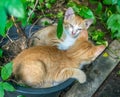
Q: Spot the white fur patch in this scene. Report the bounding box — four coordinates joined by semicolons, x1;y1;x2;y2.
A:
57;35;76;50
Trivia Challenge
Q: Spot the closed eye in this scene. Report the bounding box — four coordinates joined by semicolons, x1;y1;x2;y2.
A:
77;28;82;31
69;24;74;28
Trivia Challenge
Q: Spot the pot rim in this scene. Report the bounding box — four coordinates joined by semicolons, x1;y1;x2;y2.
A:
0;26;75;94
13;79;75;94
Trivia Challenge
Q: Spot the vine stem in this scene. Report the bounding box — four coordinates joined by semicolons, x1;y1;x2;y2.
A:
27;0;39;22
29;16;42;37
11;16;27;38
6;28;14;43
6;28;22;51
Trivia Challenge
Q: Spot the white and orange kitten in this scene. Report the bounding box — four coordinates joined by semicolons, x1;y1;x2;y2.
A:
30;7;93;50
13;30;105;88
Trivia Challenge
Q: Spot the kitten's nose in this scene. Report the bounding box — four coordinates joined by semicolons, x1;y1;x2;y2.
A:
72;31;76;35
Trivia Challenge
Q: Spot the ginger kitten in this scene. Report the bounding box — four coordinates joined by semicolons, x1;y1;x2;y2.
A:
30;7;93;50
13;30;105;88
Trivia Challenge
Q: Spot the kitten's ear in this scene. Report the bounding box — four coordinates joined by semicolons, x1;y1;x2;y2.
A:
64;7;75;20
95;45;105;57
84;19;93;29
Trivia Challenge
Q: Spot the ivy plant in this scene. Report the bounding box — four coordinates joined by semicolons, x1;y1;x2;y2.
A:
103;0;118;5
0;0;25;37
107;14;120;39
57;18;63;39
0;49;3;58
89;30;108;46
89;0;120;39
105;0;120;39
0;62;15;97
17;95;25;97
67;1;95;21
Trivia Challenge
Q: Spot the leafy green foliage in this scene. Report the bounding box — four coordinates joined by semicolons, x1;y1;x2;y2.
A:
57;18;63;39
95;2;103;14
17;95;26;97
107;14;120;38
103;0;117;5
5;0;25;18
25;0;57;23
89;0;120;39
0;49;3;58
39;0;44;3
90;30;105;41
2;82;15;92
0;86;4;97
56;11;64;18
0;0;25;37
0;7;7;36
1;62;13;80
89;30;108;46
67;1;95;21
38;0;57;9
5;20;14;31
45;3;52;9
0;82;15;97
0;62;15;97
103;1;120;39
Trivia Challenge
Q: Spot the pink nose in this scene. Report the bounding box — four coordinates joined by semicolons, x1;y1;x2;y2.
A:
72;31;75;35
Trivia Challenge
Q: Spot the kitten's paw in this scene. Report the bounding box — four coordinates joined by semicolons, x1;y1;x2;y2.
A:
78;70;86;83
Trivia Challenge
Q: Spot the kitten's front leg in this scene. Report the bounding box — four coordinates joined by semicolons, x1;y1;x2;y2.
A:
55;68;86;84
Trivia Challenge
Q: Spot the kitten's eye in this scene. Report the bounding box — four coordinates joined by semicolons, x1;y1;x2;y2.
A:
77;28;82;31
69;24;73;28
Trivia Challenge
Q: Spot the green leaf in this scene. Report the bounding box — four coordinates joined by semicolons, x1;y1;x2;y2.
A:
96;40;108;46
0;49;3;58
0;87;4;97
103;0;117;5
1;62;13;80
95;2;102;14
39;0;44;3
50;0;56;3
67;1;95;21
107;14;120;38
79;6;95;19
21;17;28;27
118;0;120;6
112;31;120;39
57;18;63;39
0;7;7;36
91;30;105;41
6;20;13;31
17;95;26;97
5;0;25;18
57;11;63;18
27;0;35;2
45;3;51;9
2;82;15;92
89;30;107;45
117;6;120;13
89;0;97;4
